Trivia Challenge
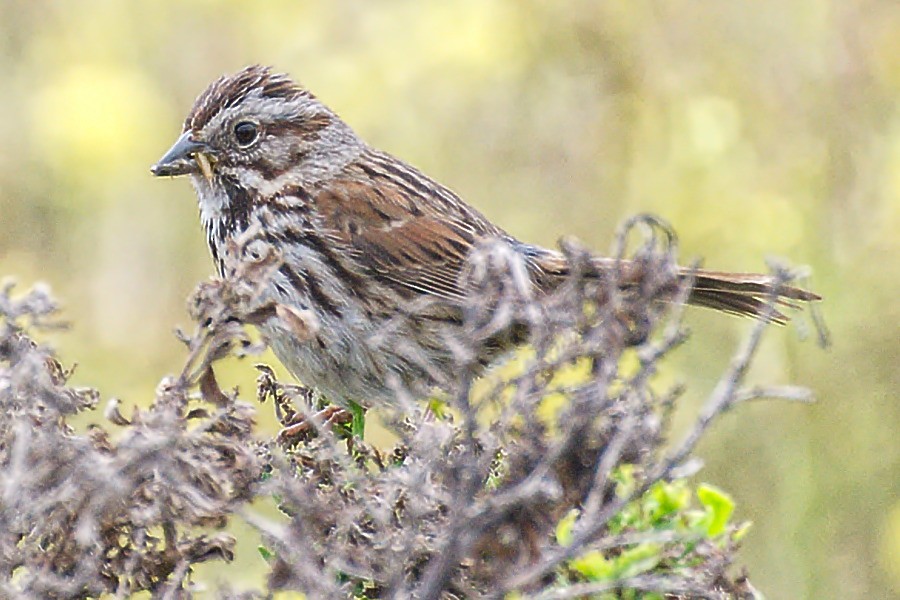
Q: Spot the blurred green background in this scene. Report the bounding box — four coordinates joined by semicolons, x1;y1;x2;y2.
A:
1;0;898;597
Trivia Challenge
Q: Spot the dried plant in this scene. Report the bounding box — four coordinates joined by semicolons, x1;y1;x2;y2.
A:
0;217;823;599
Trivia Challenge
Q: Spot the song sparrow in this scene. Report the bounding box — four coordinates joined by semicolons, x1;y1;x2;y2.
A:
151;65;818;407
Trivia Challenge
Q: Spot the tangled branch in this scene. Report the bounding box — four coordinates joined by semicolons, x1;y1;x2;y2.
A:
0;216;821;599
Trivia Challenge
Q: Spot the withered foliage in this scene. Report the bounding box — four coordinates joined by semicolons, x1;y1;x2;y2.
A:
0;217;819;599
0;278;259;599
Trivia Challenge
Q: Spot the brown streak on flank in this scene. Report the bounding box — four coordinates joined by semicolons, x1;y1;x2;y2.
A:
300;228;370;293
278;262;307;296
279;261;341;317
275;218;372;301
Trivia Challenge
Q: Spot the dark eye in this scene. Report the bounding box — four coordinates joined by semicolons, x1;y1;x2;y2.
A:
233;121;259;147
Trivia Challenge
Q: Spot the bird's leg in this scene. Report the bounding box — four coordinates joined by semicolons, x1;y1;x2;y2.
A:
275;405;354;444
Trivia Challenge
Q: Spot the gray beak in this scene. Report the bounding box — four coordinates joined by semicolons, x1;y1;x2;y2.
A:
150;132;209;177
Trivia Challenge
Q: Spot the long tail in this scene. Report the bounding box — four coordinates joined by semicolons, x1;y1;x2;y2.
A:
529;250;820;323
679;267;820;323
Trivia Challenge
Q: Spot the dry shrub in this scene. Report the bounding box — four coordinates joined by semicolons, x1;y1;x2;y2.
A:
0;216;822;599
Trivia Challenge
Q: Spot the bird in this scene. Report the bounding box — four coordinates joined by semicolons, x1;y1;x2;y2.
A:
151;65;819;410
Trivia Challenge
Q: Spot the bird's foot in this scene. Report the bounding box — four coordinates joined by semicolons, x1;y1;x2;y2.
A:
275;405;353;444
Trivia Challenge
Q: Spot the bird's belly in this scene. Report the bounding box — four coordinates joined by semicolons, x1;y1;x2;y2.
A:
261;309;453;408
231;240;461;406
263;316;384;407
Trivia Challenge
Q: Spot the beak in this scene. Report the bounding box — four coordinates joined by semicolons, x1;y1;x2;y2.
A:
150;132;214;181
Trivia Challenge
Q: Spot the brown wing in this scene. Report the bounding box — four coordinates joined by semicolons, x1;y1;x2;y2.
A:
313;159;505;303
310;150;821;323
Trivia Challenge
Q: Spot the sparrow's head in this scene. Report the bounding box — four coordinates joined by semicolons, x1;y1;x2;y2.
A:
151;65;363;197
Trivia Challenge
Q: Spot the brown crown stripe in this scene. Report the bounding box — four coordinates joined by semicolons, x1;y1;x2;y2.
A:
187;65;311;131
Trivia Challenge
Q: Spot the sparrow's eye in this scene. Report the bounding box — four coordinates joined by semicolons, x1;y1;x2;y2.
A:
233;121;259;147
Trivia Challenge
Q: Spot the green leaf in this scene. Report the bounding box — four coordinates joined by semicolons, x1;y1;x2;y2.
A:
608;500;643;534
257;545;275;562
612;464;637;498
732;520;753;542
696;483;735;536
646;480;690;523
556;509;579;547
570;543;661;582
348;400;366;438
427;397;449;419
610;542;661;578
571;550;614;580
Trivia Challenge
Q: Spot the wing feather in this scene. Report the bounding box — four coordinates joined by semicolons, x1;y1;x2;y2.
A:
312;165;503;303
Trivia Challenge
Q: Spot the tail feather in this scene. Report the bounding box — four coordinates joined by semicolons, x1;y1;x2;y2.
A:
684;269;820;323
559;255;821;323
528;251;820;323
